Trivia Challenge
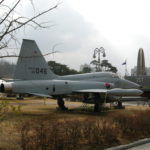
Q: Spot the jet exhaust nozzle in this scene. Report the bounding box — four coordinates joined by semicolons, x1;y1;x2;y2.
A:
0;83;12;93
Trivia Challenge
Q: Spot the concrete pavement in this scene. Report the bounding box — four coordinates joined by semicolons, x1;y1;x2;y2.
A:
105;138;150;150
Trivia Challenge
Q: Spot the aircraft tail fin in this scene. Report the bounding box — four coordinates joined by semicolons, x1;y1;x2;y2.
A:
14;39;57;80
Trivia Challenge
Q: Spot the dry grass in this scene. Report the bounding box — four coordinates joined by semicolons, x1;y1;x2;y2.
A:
0;98;150;150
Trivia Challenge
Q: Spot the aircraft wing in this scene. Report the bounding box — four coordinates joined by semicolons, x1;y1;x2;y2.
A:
26;92;52;98
74;88;143;96
74;89;108;93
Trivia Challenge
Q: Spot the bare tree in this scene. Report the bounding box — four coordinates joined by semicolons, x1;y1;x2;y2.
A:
0;0;58;54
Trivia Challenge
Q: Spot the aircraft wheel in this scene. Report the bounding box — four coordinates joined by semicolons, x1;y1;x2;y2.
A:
16;94;24;100
116;101;125;109
93;93;102;112
57;97;68;110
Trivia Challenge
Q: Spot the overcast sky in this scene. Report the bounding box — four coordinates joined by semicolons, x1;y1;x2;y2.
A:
5;0;150;75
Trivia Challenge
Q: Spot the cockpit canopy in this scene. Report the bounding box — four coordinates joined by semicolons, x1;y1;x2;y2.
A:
111;74;119;78
93;72;119;79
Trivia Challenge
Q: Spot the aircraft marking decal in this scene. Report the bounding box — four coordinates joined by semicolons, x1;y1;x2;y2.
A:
28;67;47;74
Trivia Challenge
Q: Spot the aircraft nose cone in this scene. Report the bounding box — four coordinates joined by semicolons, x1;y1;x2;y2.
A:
122;79;141;89
129;81;141;89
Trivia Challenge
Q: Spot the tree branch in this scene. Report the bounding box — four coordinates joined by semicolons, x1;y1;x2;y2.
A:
0;0;21;25
0;51;59;58
0;0;5;5
0;0;59;50
7;4;58;34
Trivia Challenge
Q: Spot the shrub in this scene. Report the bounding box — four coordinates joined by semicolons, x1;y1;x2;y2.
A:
18;118;121;150
83;119;121;149
0;101;9;120
113;110;150;139
17;110;150;150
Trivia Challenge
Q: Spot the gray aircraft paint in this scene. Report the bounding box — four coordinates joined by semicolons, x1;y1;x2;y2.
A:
5;79;142;97
8;80;105;95
2;39;143;97
126;76;150;92
14;39;57;80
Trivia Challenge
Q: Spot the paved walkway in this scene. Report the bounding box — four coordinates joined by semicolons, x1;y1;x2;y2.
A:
106;138;150;150
127;142;150;150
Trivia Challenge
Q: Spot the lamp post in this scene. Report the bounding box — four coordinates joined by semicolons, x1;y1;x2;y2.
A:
93;47;106;71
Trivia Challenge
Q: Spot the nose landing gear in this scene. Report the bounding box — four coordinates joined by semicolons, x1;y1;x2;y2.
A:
93;93;103;112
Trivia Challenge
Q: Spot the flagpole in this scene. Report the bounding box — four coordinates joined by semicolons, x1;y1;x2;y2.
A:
122;59;128;77
125;60;128;76
125;61;127;76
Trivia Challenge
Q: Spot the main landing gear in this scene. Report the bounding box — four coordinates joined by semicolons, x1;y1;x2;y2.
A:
56;94;104;112
16;94;24;100
93;93;103;112
117;101;123;108
115;97;125;109
57;97;68;111
83;93;103;112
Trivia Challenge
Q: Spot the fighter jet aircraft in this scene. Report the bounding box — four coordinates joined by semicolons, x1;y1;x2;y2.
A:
0;39;143;112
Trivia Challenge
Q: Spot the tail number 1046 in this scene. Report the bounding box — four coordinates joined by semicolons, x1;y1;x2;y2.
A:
35;68;47;74
29;67;47;74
